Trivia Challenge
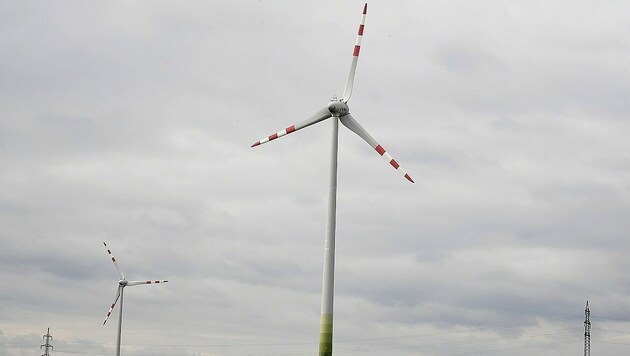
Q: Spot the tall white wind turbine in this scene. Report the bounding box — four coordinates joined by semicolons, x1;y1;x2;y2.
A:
102;242;168;356
251;4;413;355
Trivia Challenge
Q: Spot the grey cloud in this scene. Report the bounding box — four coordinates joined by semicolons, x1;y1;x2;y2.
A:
1;1;630;355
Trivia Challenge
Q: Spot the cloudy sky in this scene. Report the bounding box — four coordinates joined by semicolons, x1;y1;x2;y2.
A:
1;1;629;355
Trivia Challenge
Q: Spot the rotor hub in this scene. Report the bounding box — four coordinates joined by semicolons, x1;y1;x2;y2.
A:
119;279;128;286
327;100;349;117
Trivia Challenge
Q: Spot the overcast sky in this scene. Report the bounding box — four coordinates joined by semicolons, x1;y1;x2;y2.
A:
1;1;630;355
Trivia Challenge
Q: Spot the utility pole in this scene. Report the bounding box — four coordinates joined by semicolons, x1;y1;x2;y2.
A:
584;301;591;356
41;327;54;356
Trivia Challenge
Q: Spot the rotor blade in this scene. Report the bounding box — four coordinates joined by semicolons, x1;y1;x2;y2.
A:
127;280;169;286
342;3;367;103
103;285;121;326
103;242;124;280
340;114;414;183
251;106;332;147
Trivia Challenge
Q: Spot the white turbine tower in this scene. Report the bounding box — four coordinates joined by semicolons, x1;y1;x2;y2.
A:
102;242;168;356
251;4;413;355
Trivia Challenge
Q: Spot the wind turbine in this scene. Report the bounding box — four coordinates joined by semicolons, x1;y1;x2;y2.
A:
102;242;168;356
251;4;413;355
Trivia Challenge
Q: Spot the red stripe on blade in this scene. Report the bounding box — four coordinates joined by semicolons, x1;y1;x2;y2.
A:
390;159;400;169
405;174;415;183
286;125;296;134
251;141;260;147
269;133;278;141
375;145;386;156
358;25;364;35
363;3;367;14
353;45;361;56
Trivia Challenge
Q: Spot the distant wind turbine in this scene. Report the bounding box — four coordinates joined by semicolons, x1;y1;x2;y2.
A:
251;4;413;355
102;242;168;356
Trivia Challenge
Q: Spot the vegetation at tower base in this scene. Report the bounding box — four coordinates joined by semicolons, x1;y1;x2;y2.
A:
319;313;333;356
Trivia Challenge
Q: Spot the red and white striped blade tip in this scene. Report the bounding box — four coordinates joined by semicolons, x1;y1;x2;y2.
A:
103;307;115;325
251;125;297;147
374;144;414;184
103;292;120;325
127;280;169;286
251;106;333;147
103;242;124;279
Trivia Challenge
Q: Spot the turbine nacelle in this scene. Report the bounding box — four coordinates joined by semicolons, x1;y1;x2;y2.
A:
118;279;128;287
327;100;349;117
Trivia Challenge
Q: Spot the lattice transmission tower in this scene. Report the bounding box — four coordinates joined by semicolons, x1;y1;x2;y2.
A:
41;327;54;356
584;301;591;356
